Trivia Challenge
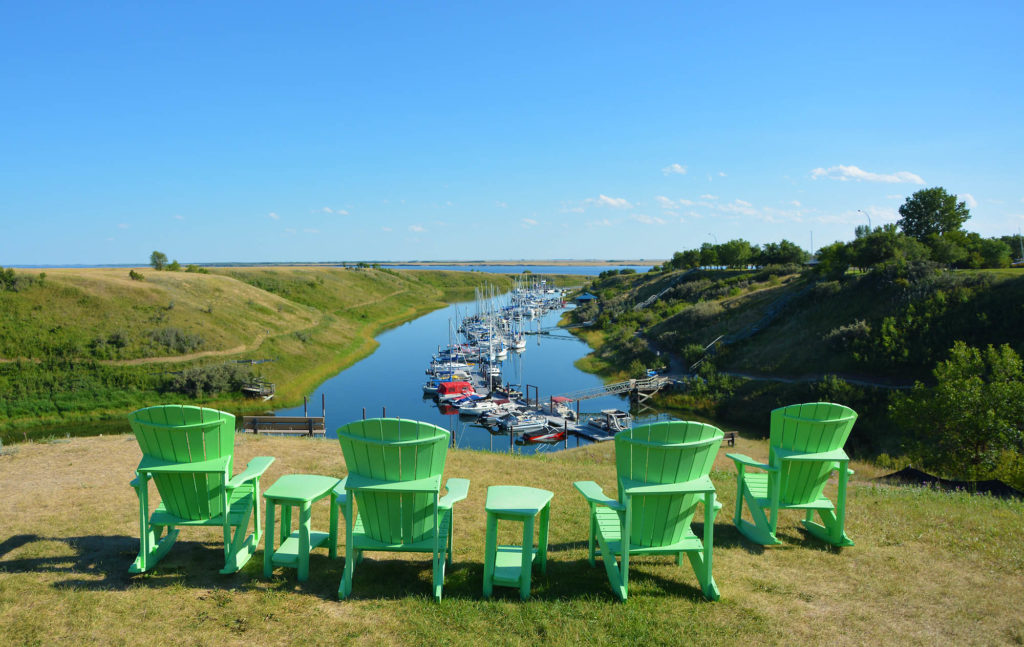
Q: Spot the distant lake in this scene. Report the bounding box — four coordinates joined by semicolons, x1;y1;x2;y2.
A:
379;264;653;275
275;296;634;454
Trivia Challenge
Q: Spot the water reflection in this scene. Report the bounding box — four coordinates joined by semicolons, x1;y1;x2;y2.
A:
275;297;632;454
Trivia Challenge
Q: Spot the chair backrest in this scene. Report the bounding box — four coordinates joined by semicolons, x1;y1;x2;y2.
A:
128;405;235;521
768;402;857;506
336;418;449;545
615;420;724;548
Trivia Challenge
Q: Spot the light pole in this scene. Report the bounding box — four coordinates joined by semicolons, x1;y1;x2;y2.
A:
857;209;872;230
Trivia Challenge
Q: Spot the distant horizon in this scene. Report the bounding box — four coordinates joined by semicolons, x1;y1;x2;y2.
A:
7;259;666;270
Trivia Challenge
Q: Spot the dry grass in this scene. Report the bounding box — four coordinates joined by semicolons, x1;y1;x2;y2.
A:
1;433;1022;646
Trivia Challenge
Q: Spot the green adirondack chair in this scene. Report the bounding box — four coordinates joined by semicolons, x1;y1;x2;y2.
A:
128;405;274;574
574;420;724;601
335;418;470;601
727;402;857;547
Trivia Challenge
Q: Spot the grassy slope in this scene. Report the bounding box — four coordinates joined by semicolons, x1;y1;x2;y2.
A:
0;267;525;435
0;435;1020;646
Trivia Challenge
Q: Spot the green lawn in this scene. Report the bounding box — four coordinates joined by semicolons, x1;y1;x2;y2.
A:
1;432;1021;646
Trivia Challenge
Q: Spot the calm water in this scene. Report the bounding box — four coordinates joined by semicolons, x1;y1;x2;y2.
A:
378;264;653;275
275;298;632;454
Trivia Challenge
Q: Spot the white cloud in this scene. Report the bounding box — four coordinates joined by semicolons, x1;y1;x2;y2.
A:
268;212;279;220
961;193;978;208
790;200;802;207
585;194;633;209
496;201;508;208
303;228;320;234
522;218;538;226
631;214;666;225
561;205;585;214
718;200;758;216
718;172;727;177
173;214;184;220
409;225;425;233
117;223;129;229
587;218;613;227
662;163;687;176
381;226;392;232
655;196;676;209
700;194;718;200
810;165;925;184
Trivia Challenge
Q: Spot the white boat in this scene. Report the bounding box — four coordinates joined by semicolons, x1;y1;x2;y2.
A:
585;409;632;434
457;399;500;416
497;413;547;434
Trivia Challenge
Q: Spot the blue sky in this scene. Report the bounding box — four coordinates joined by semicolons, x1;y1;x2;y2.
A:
2;1;1022;265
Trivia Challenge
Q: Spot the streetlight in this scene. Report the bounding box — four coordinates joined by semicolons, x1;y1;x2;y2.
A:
707;232;718;244
857;209;872;230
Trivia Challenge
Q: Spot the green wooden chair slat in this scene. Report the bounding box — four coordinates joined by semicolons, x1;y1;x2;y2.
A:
575;420;724;601
727;402;856;547
336;418;469;601
127;405;274;574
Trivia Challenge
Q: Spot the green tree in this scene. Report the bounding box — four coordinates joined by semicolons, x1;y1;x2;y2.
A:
167;259;182;271
758;239;807;265
890;341;1024;482
718;239;754;268
150;251;169;271
814;241;850;279
897;187;971;242
699;242;718;268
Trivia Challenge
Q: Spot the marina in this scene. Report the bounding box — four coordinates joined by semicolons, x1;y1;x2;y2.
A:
274;280;671;453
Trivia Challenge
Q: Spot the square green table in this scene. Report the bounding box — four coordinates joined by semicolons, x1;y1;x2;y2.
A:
263;474;342;581
483;485;553;600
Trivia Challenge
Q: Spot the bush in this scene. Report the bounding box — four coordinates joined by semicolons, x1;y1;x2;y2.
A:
148;327;203;354
822;320;870;351
129;270;145;281
164;364;253;398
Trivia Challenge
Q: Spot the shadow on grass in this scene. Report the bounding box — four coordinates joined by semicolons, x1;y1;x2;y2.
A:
0;522;839;602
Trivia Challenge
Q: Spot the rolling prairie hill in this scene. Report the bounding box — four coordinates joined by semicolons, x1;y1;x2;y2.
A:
0;266;530;437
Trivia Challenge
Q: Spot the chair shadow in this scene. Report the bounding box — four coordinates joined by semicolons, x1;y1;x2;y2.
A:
0;532;338;598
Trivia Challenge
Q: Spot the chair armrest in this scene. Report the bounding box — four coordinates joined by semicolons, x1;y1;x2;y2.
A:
573;481;624;511
621;475;715;496
726;453;775;471
776;448;850;463
345;473;442;494
439;478;470;509
137;455;232;475
227;456;275;489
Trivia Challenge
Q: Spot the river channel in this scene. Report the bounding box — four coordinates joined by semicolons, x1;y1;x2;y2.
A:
274;296;634;454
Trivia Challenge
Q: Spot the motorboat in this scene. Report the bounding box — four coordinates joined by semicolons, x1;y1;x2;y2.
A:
520;426;567;444
585;409;632;434
496;413;547;434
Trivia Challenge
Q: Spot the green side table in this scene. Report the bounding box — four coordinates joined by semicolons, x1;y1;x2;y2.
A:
483;485;553;600
263;474;342;581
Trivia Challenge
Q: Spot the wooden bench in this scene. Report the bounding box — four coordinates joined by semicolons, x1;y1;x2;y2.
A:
724;431;737;447
240;416;326;438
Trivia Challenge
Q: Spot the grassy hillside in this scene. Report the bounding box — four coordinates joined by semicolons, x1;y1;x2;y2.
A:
0;267;538;439
567;265;1024;470
0;434;1020;646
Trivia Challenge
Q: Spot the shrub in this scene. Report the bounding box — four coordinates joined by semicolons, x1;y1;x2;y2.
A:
822;319;870;350
148;327;203;354
129;270;145;281
164;364;253;398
